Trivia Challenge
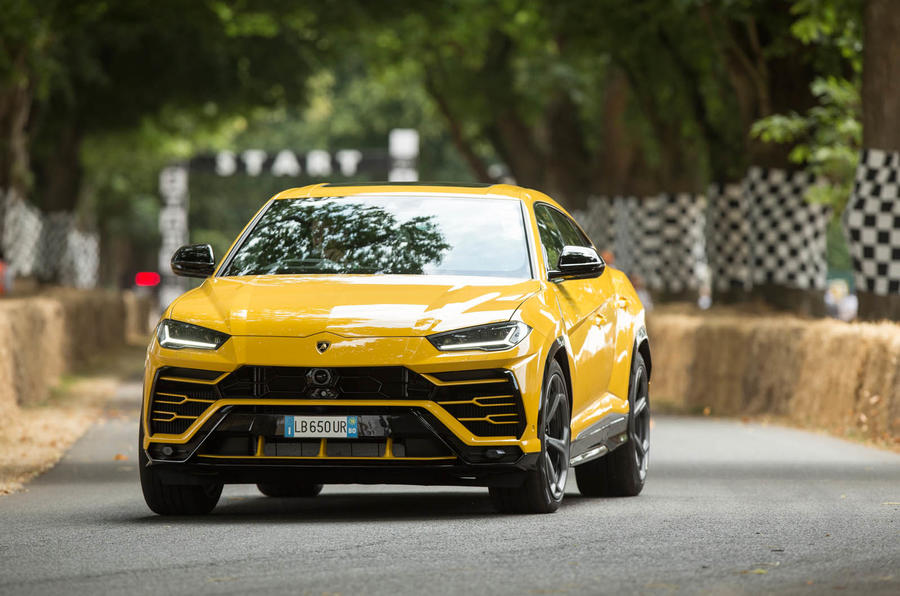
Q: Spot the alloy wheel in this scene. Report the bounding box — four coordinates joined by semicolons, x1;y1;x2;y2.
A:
631;366;650;480
543;373;570;500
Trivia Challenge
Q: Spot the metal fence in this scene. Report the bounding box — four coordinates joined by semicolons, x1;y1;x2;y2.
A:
0;189;99;289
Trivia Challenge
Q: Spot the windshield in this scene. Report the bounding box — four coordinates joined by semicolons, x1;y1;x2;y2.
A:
221;195;532;278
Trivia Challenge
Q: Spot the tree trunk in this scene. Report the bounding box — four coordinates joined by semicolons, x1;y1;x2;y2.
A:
857;0;900;320
591;69;637;196
490;110;546;191
862;1;900;152
32;122;83;212
543;90;591;210
424;75;492;183
0;81;33;197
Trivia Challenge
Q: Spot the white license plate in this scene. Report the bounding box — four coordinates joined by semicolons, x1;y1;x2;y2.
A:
283;415;358;438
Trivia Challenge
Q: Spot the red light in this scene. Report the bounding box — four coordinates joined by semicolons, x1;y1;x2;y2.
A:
135;272;161;287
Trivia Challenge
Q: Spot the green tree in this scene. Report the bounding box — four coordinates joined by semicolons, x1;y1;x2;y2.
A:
25;0;324;212
344;0;849;208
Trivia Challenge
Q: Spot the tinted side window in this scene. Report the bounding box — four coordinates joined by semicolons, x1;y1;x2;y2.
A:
549;209;592;248
534;204;566;271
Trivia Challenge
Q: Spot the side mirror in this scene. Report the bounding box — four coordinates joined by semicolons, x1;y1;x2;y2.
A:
549;245;605;280
171;244;215;278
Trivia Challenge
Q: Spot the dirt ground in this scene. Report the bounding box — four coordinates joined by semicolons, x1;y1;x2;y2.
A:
0;345;146;495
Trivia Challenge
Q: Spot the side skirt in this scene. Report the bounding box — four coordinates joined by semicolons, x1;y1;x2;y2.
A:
568;414;628;467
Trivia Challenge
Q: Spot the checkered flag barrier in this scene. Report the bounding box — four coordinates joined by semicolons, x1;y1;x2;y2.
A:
744;167;831;291
616;196;663;289
574;193;707;292
843;148;900;295
656;193;707;293
1;190;99;288
707;182;752;291
573;196;616;252
1;190;43;276
60;228;99;288
36;212;74;281
577;170;830;294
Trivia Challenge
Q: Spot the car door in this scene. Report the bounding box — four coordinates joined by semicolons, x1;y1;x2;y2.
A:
534;204;619;431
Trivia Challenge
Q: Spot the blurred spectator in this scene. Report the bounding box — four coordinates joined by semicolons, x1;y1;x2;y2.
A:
825;279;858;322
600;248;615;268
631;273;653;312
0;249;11;296
697;286;712;310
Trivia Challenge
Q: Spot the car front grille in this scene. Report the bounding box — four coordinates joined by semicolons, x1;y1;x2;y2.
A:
428;370;525;438
217;366;433;400
148;368;224;435
148;366;526;439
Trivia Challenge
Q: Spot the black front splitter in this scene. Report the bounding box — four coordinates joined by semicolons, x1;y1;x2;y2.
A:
151;453;540;488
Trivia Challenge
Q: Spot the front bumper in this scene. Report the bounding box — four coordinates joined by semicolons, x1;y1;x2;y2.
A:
145;405;540;487
142;333;548;485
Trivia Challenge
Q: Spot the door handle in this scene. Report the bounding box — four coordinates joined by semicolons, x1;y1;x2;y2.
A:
594;313;607;325
616;296;630;310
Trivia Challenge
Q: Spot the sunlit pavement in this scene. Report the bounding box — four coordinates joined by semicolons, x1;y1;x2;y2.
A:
0;381;898;595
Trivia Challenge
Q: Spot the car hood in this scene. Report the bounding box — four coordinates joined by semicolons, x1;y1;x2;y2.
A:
169;275;542;338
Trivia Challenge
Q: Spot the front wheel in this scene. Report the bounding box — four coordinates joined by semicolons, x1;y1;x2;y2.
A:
575;351;649;497
490;359;570;514
139;429;223;515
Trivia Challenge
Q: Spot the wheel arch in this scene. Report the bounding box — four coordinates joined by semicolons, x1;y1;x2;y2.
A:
636;334;652;381
542;337;573;421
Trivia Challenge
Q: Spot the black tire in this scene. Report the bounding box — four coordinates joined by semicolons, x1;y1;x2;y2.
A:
490;359;570;514
139;429;223;515
575;351;649;497
257;482;323;498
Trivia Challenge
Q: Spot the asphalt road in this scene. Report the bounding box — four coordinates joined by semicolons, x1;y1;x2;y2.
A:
0;381;898;596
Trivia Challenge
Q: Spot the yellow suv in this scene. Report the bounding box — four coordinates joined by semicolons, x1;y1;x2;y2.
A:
140;183;651;514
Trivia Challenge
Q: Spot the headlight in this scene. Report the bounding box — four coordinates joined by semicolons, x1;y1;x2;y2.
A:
157;319;229;350
428;321;531;352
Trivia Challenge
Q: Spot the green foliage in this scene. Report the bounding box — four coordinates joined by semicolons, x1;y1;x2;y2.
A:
751;75;861;212
80;107;250;272
747;0;862;276
81;49;474;273
790;0;863;73
1;0;871;283
826;217;851;273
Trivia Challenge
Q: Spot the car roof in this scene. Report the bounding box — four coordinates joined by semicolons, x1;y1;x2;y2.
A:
270;182;566;211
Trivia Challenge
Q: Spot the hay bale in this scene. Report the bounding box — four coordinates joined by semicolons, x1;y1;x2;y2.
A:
123;290;153;343
649;311;900;445
853;325;900;443
646;314;701;409
0;290;146;415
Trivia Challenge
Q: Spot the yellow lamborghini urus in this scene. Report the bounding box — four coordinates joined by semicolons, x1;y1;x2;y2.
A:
140;183;651;515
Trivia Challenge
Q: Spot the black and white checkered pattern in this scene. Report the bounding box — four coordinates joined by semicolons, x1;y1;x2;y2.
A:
656;193;707;292
707;182;752;291
1;190;43;277
843;148;900;295
572;196;616;252
744;167;831;290
574;169;830;294
0;189;99;288
574;193;707;292
616;195;664;289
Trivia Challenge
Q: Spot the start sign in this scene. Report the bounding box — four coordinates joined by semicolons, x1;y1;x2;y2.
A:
188;129;419;182
210;149;365;178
